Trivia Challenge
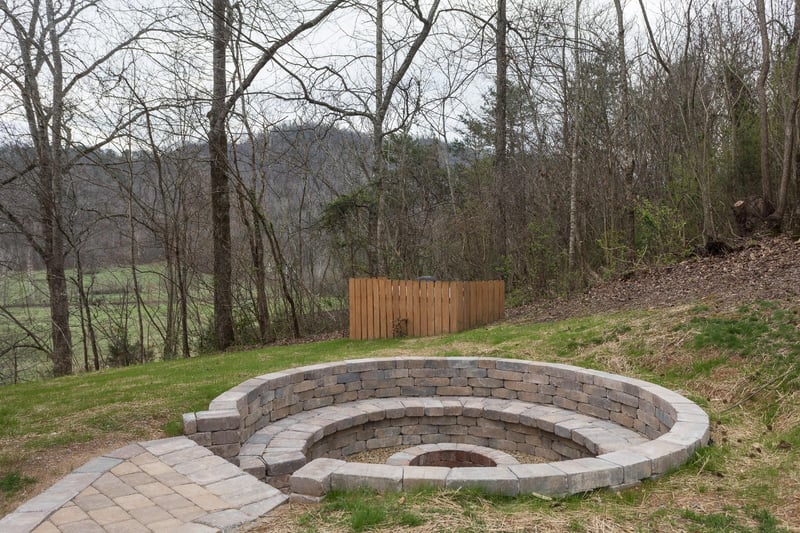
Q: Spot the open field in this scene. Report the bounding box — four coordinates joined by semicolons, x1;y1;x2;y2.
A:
0;264;347;383
1;297;799;531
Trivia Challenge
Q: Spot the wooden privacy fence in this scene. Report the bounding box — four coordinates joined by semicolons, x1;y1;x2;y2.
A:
349;278;505;340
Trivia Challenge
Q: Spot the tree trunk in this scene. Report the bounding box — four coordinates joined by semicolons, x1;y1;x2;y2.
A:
613;0;636;264
264;220;300;338
43;0;72;376
568;0;582;272
770;4;800;228
368;0;386;278
495;0;509;261
45;250;72;376
252;206;272;343
163;250;178;359
176;240;191;358
128;179;146;363
73;249;99;371
210;0;235;350
756;0;773;212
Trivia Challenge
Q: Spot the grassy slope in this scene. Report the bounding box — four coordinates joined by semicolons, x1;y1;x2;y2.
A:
2;300;800;532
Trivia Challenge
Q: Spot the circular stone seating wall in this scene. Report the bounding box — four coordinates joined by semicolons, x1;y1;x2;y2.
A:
182;357;709;497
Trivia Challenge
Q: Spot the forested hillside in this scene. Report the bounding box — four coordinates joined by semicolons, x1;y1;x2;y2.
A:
1;0;799;382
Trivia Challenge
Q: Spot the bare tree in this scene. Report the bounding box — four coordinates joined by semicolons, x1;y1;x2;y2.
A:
0;0;166;375
769;0;800;228
205;0;345;350
495;0;508;259
567;0;582;272
756;0;772;212
613;0;636;260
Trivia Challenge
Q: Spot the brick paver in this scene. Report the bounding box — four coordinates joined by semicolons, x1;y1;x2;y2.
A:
0;438;286;533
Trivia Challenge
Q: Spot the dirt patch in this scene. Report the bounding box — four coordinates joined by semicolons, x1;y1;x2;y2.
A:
0;429;163;517
346;446;546;466
508;236;800;324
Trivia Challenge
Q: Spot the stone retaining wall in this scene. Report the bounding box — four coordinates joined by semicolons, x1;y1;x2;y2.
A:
306;410;591;462
182;357;709;496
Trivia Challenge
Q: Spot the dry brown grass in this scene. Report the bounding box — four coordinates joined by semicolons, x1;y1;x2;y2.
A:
243;301;800;532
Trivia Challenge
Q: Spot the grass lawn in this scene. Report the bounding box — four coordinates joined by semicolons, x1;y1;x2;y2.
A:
2;299;799;531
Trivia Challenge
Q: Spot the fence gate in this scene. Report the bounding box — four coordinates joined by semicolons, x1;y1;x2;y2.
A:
348;278;505;340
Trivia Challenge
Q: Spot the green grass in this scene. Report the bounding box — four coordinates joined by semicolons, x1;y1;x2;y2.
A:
3;299;800;529
314;489;426;531
679;507;790;533
0;472;35;498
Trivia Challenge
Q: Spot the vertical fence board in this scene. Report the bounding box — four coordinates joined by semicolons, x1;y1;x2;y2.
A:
374;278;382;339
484;282;490;325
462;281;470;330
416;280;424;336
436;282;450;335
410;281;416;336
490;281;497;322
380;278;389;338
416;282;424;337
397;281;410;335
497;281;505;321
469;282;478;328
478;282;484;325
425;281;437;335
441;282;450;334
430;283;438;335
349;279;356;339
364;278;372;339
360;278;368;338
450;282;460;333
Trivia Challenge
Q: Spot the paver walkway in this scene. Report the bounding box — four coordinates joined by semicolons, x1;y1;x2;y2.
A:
0;437;287;533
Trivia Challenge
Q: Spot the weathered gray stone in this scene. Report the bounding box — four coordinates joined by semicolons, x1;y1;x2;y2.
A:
16;472;100;513
211;430;240;445
554;458;624;493
290;458;345;496
599;451;652;483
195;410;241;432
509;463;569;496
239;456;266;480
75;457;123;473
632;439;692;474
0;510;50;532
403;466;449;489
331;464;403;493
445;467;518;496
195;509;252;530
240;493;290;519
182;413;197;435
264;451;307;476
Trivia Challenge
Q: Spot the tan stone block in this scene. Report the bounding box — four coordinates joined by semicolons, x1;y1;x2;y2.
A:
128;505;174;525
49;505;90;525
103;518;150;533
114;493;154;511
136;481;173;497
110;462;141;476
87;505;133;525
31;521;61;533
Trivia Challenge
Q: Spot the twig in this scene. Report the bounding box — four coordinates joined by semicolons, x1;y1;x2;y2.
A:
721;364;797;414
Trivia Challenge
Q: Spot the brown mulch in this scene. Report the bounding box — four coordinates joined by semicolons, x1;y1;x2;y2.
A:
507;236;800;323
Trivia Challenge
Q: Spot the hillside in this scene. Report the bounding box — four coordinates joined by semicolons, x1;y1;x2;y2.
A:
2;236;799;531
510;236;800;323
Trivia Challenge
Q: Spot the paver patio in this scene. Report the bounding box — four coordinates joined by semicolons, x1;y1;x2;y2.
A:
0;437;286;533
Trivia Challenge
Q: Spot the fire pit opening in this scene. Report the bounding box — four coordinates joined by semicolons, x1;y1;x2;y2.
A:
411;449;495;467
